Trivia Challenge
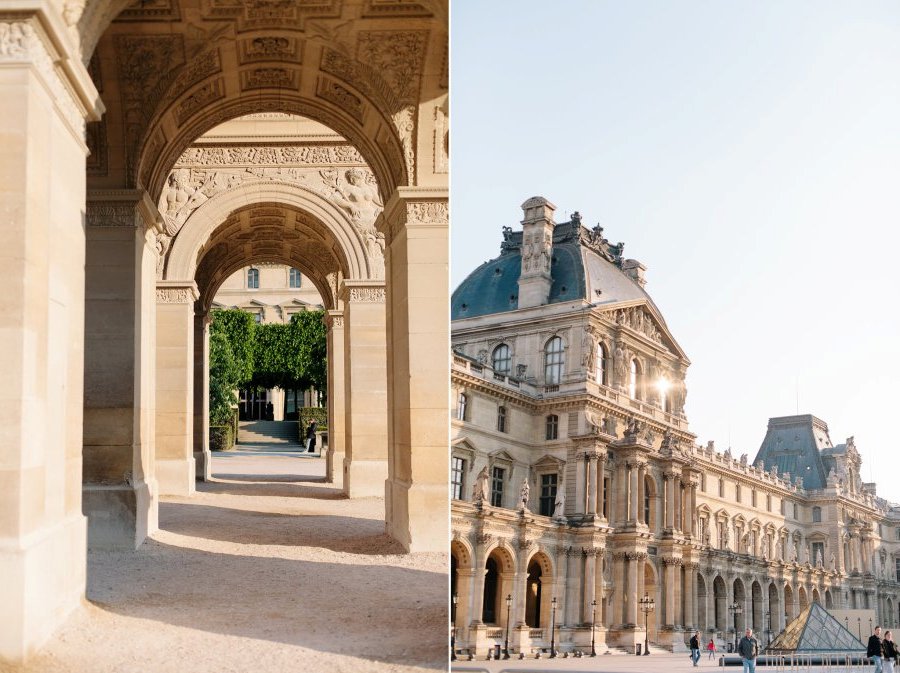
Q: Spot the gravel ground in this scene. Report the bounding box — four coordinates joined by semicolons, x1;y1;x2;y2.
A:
3;447;448;673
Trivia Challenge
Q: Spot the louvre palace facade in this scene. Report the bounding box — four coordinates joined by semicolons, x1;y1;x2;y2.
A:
450;196;900;656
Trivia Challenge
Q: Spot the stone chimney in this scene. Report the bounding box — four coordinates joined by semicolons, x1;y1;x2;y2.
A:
517;196;556;308
622;258;647;288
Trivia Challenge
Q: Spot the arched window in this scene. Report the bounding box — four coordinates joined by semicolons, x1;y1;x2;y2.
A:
289;268;302;288
247;267;260;289
544;337;564;384
497;405;507;433
545;414;558;440
525;560;543;627
456;392;468;421
596;342;607;385
629;358;641;399
643;482;651;526
482;557;499;623
492;343;511;374
812;506;822;523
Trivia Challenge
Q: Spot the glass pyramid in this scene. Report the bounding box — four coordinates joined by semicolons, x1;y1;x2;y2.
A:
767;603;864;652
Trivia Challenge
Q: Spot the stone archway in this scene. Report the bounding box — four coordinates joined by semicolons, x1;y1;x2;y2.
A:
0;0;447;661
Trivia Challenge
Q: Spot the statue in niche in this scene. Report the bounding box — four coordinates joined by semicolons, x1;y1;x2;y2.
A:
553;482;566;519
722;526;730;551
516;364;527;378
476;349;488;365
830;551;836;571
520;479;530;510
613;343;627;386
472;466;489;503
817;549;824;567
761;542;769;561
328;167;382;227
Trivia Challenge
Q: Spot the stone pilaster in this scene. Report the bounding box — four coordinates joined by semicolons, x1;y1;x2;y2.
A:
380;191;448;552
0;6;103;661
324;309;346;487
83;190;161;549
155;281;199;495
192;311;211;480
341;280;388;498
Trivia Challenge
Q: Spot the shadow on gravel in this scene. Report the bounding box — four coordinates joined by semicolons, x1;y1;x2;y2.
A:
197;478;344;500
86;538;446;669
158;501;397;553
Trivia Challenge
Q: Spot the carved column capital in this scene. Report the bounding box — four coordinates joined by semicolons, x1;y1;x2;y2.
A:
341;279;386;303
156;281;199;305
379;188;448;241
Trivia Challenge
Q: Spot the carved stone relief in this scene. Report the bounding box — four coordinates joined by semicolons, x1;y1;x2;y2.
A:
348;287;385;303
612;306;667;347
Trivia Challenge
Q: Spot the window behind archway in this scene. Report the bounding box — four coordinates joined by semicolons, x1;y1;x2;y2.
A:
289;267;302;288
629;358;641;399
492;343;511;374
525;560;543;627
247;267;259;289
483;557;499;623
545;337;564;384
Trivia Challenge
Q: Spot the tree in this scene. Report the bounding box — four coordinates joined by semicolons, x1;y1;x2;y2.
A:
290;310;327;398
248;310;328;399
210;309;256;386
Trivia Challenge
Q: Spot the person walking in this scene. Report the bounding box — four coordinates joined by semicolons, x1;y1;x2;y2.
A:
707;638;717;659
689;630;701;667
869;625;885;673
305;419;318;453
738;628;760;673
883;630;897;673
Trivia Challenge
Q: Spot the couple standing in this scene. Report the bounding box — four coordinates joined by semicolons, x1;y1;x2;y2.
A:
690;629;759;672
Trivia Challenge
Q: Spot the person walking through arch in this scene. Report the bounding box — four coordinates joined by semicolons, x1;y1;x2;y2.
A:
305;419;318;453
882;630;897;673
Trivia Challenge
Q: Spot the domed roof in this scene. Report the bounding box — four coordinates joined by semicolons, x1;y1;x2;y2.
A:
452;219;651;320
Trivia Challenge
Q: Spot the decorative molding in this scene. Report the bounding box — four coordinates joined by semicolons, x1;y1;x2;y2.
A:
85;202;135;228
348;287;385;303
316;76;365;123
240;66;298;90
238;35;301;64
156;287;195;304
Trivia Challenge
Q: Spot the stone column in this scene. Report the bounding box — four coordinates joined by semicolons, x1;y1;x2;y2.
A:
627;553;639;625
685;563;697;630
565;547;580;625
613;553;626;626
324;310;346;487
455;568;475;636
674;479;683;531
192;311;211;481
664;474;673;529
630;462;640;525
583;549;597;624
587;455;598;515
597;454;607;519
577;454;587;514
662;559;676;628
341;280;388;498
83;192;160;549
637;463;646;524
616;460;627;524
0;9;103;660
380;194;448;552
707;576;715;632
513;543;530;626
469;536;490;625
155;281;198;495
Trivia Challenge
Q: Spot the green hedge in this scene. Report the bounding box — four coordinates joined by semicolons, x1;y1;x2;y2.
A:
210;424;235;451
300;407;327;430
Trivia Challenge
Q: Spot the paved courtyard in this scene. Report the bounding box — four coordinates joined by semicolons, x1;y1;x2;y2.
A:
2;447;446;673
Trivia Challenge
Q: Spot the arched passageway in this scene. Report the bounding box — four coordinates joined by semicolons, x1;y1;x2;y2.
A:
714;575;727;633
0;0;447;660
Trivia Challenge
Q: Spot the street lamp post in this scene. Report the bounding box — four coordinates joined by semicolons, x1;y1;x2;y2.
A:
590;599;597;657
639;593;655;656
550;597;558;658
451;593;458;662
503;594;512;659
729;603;744;653
858;617;862;641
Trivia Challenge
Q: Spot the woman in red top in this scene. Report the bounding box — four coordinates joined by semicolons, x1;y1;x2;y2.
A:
707;639;717;659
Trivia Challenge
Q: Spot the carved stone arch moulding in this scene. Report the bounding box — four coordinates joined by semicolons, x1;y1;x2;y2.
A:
165;182;369;282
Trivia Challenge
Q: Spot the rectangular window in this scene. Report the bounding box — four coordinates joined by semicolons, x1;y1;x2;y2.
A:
451;457;465;500
896;558;900;582
766;494;772;512
539;473;558;516
793;503;799;519
545;415;558;440
247;268;259;289
289;268;302;288
497;406;507;433
719;479;725;498
456;392;468;421
491;467;505;507
752;490;757;507
253;312;262;323
735;484;741;503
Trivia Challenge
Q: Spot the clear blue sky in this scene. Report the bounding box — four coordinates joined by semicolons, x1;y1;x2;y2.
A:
451;1;900;501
